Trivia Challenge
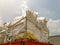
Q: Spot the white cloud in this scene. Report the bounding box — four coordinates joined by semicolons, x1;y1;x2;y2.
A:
47;19;60;36
0;16;3;26
0;0;27;22
21;0;29;16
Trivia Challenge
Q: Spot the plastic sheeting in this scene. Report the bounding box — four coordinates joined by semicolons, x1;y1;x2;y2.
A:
0;40;53;45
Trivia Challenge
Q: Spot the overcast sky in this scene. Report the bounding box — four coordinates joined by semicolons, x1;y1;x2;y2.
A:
0;0;60;36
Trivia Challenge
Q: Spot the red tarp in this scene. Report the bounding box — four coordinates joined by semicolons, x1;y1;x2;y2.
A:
24;40;53;45
0;40;53;45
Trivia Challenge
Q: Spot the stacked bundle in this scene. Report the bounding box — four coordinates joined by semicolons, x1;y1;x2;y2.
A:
15;32;38;41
